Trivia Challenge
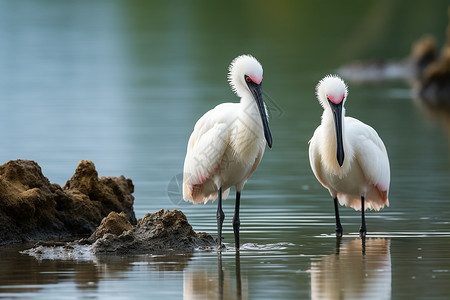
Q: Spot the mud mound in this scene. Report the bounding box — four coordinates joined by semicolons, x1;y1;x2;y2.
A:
0;160;136;246
90;209;215;254
89;211;134;241
22;209;216;257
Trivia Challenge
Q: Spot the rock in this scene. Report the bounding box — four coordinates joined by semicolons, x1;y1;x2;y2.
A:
419;48;450;108
410;34;438;80
0;159;136;246
21;209;216;258
417;8;450;108
91;209;216;254
61;160;137;232
89;211;134;241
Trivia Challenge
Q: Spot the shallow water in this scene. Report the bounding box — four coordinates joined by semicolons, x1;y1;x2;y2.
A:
1;1;450;299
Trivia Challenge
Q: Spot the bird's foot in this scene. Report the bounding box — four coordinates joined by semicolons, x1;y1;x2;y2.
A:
234;241;240;251
216;243;226;251
335;227;343;238
216;237;225;250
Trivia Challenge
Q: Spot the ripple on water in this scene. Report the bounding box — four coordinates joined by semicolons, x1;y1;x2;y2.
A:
315;232;450;239
239;242;295;251
20;245;95;261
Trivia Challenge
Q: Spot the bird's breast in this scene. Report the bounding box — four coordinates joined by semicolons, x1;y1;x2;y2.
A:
229;124;265;163
216;145;263;189
321;161;366;196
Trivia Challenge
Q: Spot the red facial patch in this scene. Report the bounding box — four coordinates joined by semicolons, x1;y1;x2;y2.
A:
249;75;263;85
327;93;345;104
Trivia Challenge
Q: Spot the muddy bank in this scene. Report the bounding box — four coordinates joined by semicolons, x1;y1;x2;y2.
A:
23;209;216;257
0;160;136;246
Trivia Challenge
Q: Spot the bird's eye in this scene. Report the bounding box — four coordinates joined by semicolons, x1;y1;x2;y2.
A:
245;76;252;83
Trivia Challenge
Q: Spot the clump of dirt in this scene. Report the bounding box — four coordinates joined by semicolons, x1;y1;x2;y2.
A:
89;211;134;241
0;160;136;246
89;209;215;254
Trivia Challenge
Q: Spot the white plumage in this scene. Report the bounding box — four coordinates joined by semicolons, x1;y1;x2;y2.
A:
183;54;272;248
309;75;390;236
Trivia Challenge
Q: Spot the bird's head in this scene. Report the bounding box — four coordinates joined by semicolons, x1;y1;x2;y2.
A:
316;74;348;109
316;75;348;167
228;54;263;97
227;55;271;148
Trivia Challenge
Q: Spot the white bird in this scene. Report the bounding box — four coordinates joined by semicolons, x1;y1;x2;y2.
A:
183;54;272;248
309;75;390;237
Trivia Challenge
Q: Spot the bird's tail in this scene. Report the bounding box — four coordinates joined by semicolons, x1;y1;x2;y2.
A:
183;180;230;204
338;189;389;211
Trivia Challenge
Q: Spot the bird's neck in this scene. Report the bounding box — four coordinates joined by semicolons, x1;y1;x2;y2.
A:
238;95;264;131
227;96;265;162
322;107;341;133
321;108;353;176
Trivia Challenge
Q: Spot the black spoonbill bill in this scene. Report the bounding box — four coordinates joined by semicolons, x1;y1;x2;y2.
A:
183;54;272;249
309;75;390;237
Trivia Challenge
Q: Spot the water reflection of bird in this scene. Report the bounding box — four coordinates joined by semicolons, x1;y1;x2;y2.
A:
311;238;391;300
183;55;272;249
183;252;247;300
309;75;390;237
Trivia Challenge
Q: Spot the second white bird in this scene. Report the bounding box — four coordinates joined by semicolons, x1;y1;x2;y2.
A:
309;75;390;237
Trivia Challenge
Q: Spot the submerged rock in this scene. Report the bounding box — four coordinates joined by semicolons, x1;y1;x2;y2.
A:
0;160;136;246
90;209;215;254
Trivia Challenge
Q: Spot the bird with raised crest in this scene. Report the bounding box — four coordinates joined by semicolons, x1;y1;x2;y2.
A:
183;54;272;249
309;75;390;237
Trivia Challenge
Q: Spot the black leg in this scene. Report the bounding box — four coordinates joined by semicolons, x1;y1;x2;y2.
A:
235;250;242;300
359;196;367;237
233;191;241;249
218;251;224;300
334;197;343;237
361;234;366;255
216;187;225;248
